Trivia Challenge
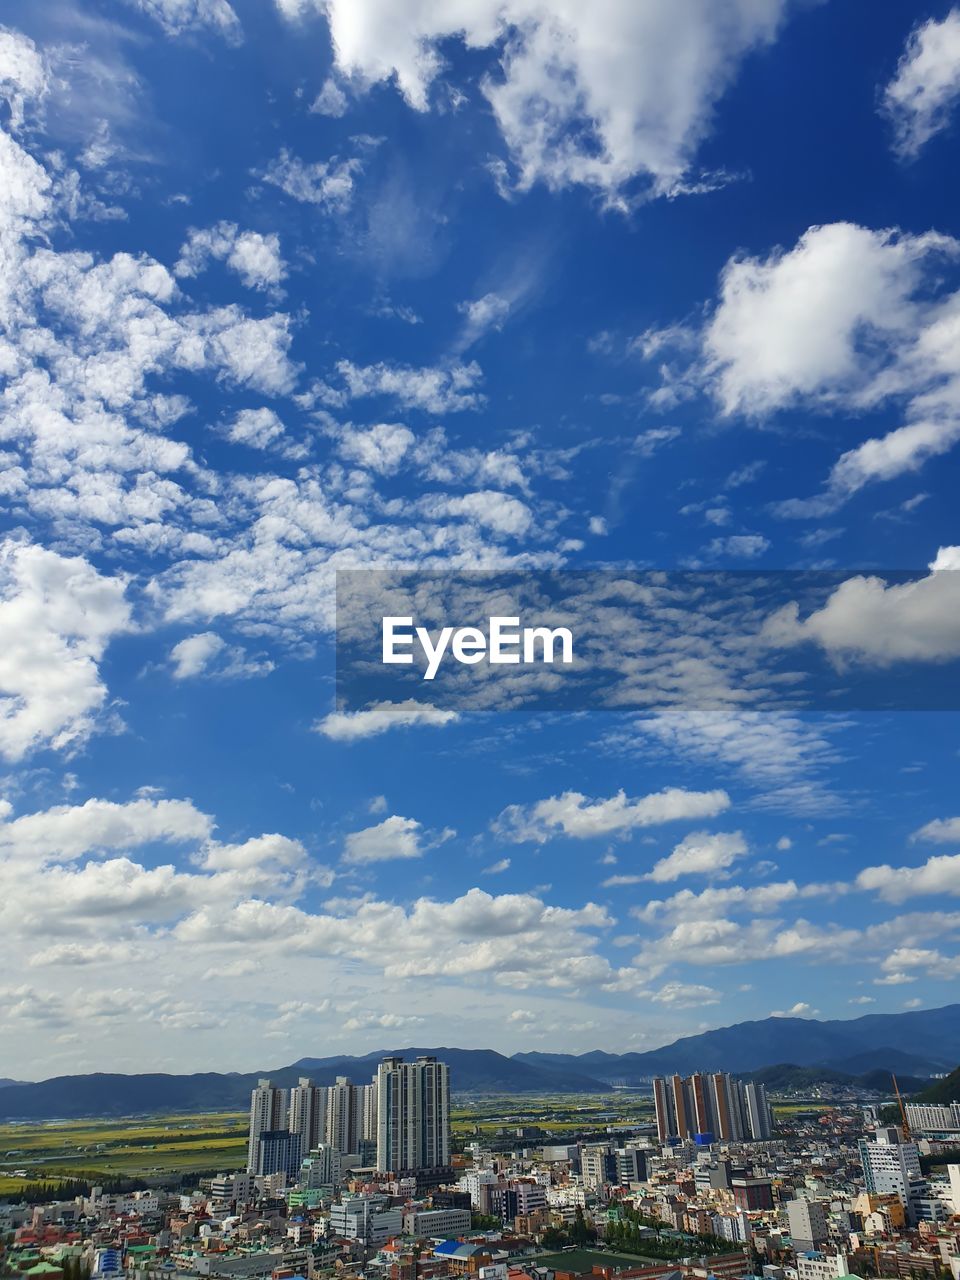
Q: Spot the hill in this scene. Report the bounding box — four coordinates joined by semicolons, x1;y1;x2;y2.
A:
0;1049;609;1119
4;1004;959;1120
517;1004;960;1081
744;1063;927;1093
911;1065;960;1105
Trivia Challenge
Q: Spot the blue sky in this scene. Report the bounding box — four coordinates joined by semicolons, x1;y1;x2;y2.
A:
2;0;960;1078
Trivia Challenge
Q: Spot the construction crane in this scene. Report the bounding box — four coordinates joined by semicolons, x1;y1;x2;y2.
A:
892;1074;911;1139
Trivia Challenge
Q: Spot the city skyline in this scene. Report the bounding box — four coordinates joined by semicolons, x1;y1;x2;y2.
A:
2;0;960;1079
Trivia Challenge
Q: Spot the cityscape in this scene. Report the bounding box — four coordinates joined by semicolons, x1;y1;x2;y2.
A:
4;1053;960;1280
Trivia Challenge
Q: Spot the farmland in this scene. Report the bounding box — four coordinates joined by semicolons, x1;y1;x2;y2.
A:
0;1112;247;1198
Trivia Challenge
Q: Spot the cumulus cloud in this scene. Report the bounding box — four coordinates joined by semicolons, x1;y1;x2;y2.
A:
912;816;960;844
0;540;132;761
705;222;955;417
0;795;213;864
657;221;960;509
175;222;287;290
0;28;48;129
335;422;414;474
771;1001;816;1017
763;565;960;665
260;148;359;211
342;814;427;864
857;852;960;903
167;631;272;680
496;785;730;843
645;830;748;882
223;407;287;450
283;0;803;202
314;699;459;741
882;9;960;158
169;631;226;678
319;359;485;413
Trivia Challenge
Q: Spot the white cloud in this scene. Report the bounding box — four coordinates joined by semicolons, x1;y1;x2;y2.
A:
912;816;960;844
650;981;721;1008
932;545;960;570
857;852;960;903
335;422;414;474
342;814;425;864
646;830;748;883
224;407;287;450
314;699;459;741
0;540;132;761
311;77;348;117
169;631;225;678
763;565;960;664
175;222;287;290
634;878;837;923
260;148;359;211
705;222;954;417
457;292;512;346
882;9;960;158
131;0;243;43
621;710;844;816
169;631;274;681
0;795;213;864
320;359;485;413
705;533;769;559
0;28;48;129
496;785;730;843
663;220;960;509
291;0;803;203
771;1001;816;1017
483;857;511;875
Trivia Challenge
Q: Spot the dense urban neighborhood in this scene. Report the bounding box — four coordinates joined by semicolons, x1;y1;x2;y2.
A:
4;1057;960;1280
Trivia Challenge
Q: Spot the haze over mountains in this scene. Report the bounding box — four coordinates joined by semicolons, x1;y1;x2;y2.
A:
3;1004;958;1119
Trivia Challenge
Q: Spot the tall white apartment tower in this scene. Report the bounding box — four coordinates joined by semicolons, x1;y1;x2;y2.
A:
375;1055;451;1174
325;1076;361;1153
247;1078;287;1172
289;1077;326;1154
744;1081;773;1140
361;1078;379;1143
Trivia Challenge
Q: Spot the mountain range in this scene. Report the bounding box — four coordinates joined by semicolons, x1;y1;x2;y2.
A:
3;1003;958;1119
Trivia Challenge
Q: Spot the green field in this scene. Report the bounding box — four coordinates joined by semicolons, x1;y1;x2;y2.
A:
0;1112;247;1197
0;1093;657;1200
451;1092;655;1136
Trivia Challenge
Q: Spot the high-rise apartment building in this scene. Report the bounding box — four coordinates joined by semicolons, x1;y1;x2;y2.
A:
289;1077;326;1155
247;1079;288;1172
361;1080;378;1142
326;1076;362;1154
653;1072;772;1142
255;1129;302;1179
375;1054;451;1174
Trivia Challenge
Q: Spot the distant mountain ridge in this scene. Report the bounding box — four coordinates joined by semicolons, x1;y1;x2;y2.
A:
515;1003;960;1081
3;1003;958;1120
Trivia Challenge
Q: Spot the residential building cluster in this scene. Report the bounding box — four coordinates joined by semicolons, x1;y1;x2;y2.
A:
4;1057;960;1280
247;1058;451;1182
653;1076;773;1144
